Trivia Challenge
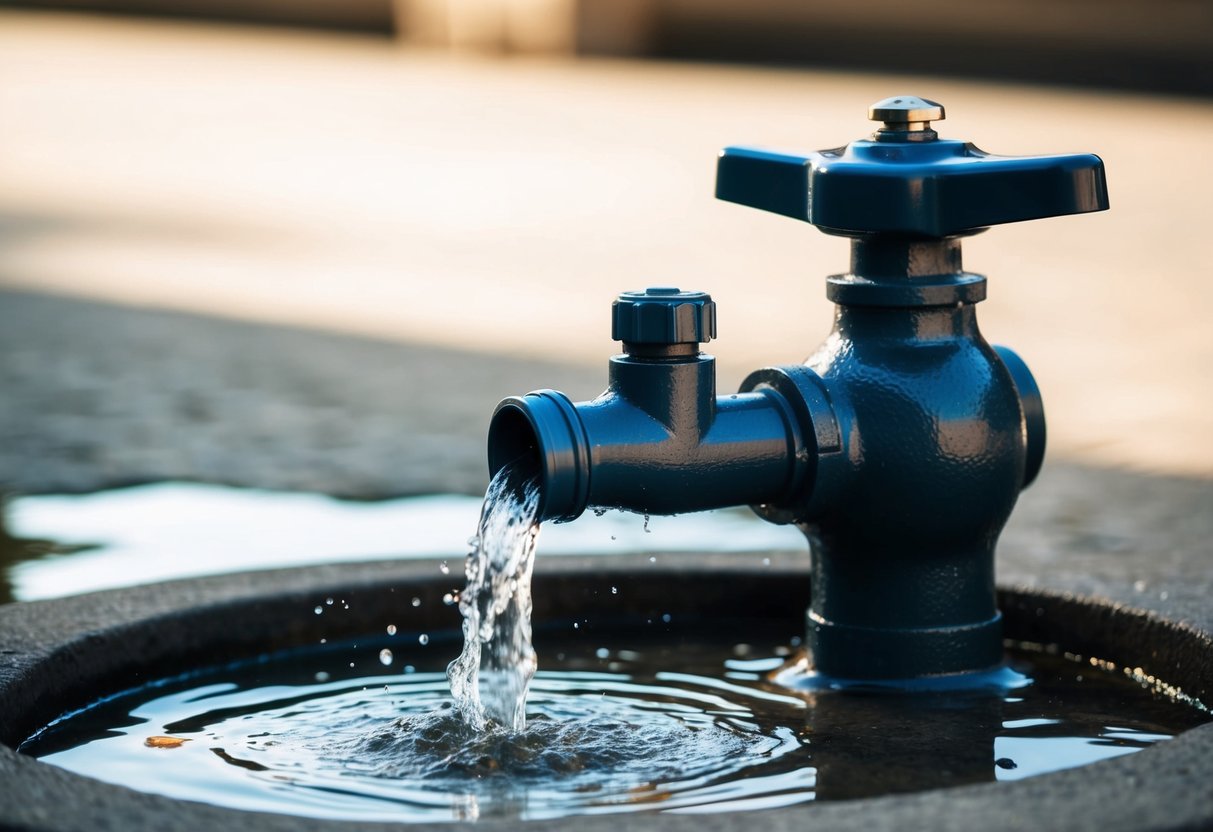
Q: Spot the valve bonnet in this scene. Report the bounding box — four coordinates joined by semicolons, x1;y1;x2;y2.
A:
612;287;716;345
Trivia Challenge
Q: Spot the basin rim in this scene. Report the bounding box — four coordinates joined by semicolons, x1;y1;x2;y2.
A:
1;552;1211;832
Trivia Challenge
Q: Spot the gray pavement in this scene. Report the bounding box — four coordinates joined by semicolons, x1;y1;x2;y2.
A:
0;288;598;499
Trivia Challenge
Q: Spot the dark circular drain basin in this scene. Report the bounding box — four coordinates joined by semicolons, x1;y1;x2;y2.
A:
2;553;1212;832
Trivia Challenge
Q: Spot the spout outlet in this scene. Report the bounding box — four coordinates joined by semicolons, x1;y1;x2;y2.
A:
488;390;591;522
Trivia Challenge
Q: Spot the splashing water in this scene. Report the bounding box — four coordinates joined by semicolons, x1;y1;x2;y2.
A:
446;466;541;733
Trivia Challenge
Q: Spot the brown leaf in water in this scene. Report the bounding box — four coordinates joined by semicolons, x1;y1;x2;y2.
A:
145;735;190;748
626;783;671;804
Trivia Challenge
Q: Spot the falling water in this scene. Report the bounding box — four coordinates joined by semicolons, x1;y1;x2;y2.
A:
446;466;541;732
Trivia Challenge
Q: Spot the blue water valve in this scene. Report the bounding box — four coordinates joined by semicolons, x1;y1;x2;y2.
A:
489;96;1108;683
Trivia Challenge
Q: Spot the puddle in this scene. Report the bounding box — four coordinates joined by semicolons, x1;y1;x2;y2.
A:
0;482;803;602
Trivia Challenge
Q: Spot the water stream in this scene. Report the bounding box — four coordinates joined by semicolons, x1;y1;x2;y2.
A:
447;467;541;732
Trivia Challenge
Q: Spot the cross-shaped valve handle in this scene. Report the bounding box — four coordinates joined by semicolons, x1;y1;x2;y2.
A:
716;96;1109;238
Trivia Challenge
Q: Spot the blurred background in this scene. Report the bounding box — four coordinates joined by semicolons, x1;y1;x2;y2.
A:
0;1;1211;599
6;0;1212;93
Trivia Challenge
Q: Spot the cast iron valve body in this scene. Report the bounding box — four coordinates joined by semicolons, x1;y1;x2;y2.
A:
488;96;1108;683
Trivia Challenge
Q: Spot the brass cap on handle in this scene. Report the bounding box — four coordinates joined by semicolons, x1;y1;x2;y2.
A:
868;95;945;134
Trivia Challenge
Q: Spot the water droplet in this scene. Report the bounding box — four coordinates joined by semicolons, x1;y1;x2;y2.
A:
386;624;397;636
443;592;457;606
762;557;771;566
643;514;651;533
611;586;618;595
1160;591;1170;601
573;622;580;630
325;597;334;606
404;665;415;674
319;638;327;644
596;648;610;659
995;757;1018;770
313;606;323;615
314;671;330;682
649;555;657;564
378;649;393;666
411;597;421;607
418;633;430;646
593;507;607;517
1133;580;1147;592
662;613;672;623
348;662;355;668
439;561;450;575
610;535;616;541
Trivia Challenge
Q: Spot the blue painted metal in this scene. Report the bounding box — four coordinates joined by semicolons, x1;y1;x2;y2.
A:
487;98;1108;683
489;288;807;522
715;141;1108;237
611;287;716;346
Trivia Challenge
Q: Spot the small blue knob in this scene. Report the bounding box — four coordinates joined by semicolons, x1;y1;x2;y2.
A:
715;97;1109;237
611;287;716;345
